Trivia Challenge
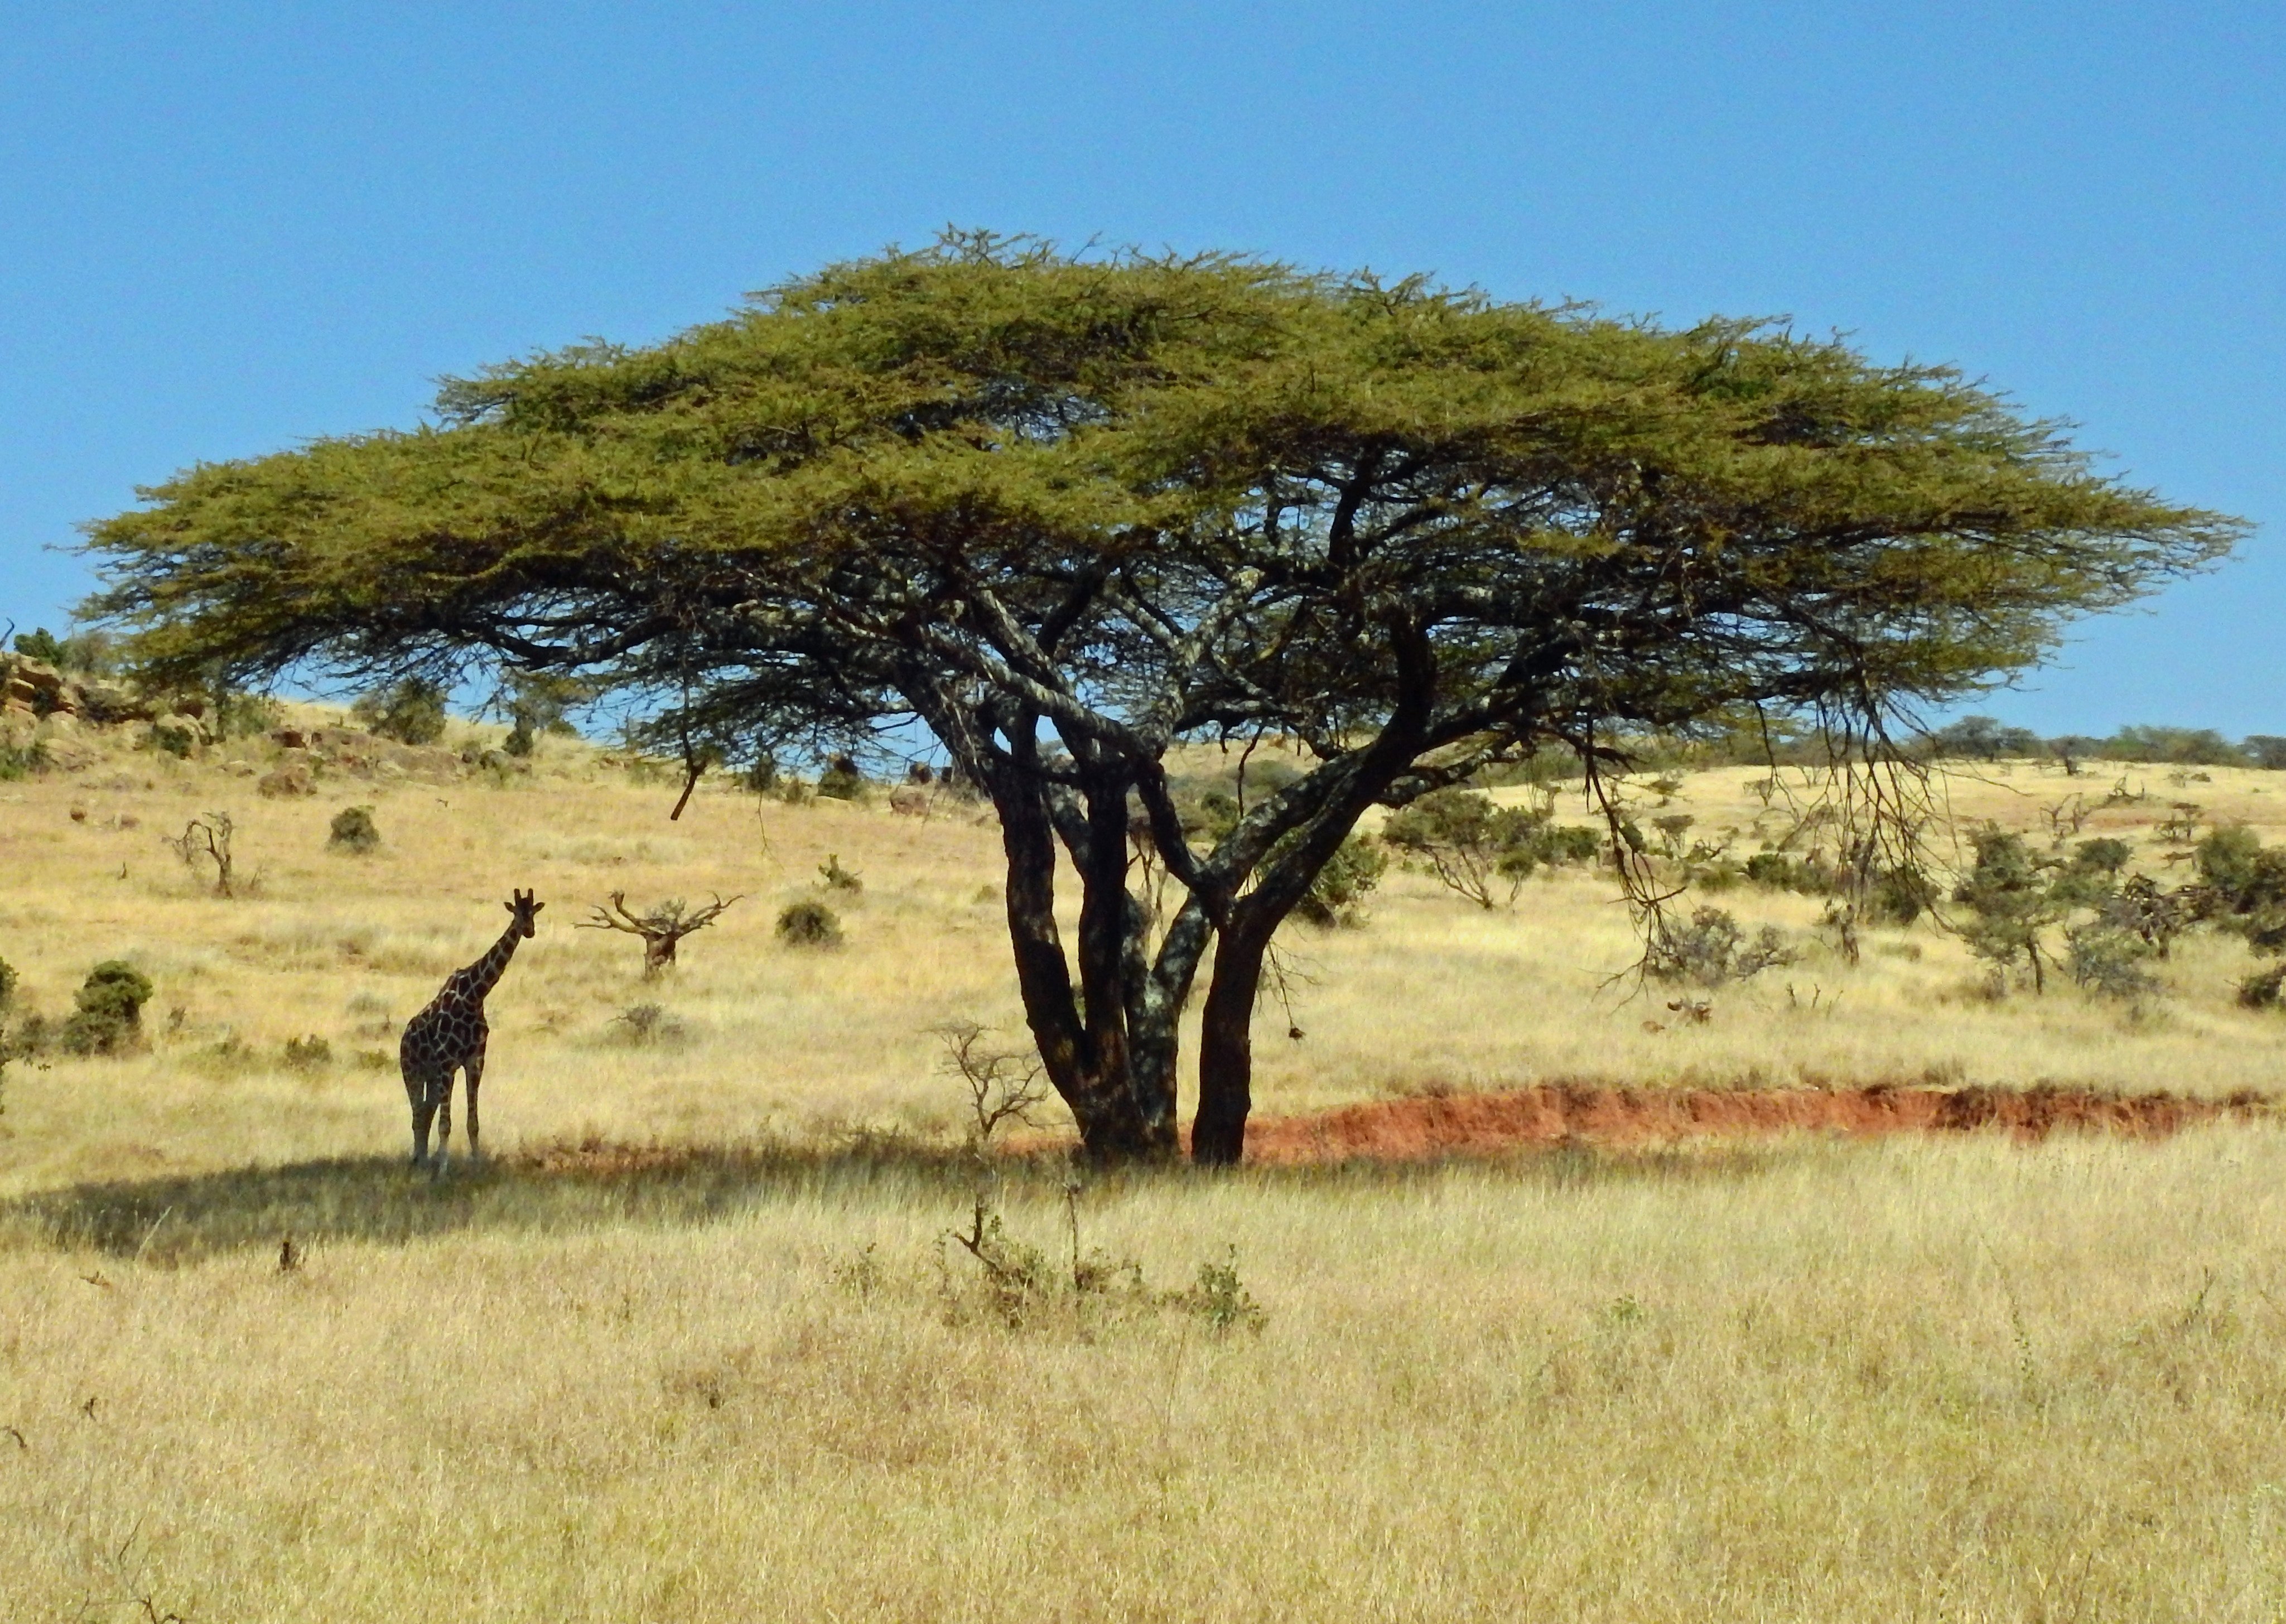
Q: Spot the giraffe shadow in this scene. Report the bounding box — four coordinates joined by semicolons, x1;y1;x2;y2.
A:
3;1136;1007;1266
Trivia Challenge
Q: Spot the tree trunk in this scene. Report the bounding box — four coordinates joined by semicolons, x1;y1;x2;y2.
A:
1190;925;1266;1166
987;749;1173;1163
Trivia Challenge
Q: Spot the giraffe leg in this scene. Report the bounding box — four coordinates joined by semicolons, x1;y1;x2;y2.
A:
409;1091;438;1167
435;1073;456;1174
464;1044;486;1162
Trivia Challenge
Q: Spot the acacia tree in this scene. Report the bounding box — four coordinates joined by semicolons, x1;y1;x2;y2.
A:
86;234;2240;1164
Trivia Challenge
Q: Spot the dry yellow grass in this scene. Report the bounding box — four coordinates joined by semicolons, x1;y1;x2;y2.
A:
7;717;2286;1617
8;1136;2286;1620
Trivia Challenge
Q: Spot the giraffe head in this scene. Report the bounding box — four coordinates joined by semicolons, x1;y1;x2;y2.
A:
504;889;544;937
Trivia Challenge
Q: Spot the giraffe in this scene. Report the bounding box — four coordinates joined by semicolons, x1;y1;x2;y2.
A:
399;889;543;1169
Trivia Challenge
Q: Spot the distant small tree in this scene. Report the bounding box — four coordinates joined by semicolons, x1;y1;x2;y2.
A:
500;671;589;756
1954;826;2067;993
351;678;448;745
2102;725;2246;768
1382;788;1589;908
2245;736;2286;772
165;811;237;897
2047;735;2105;777
1929;716;2044;762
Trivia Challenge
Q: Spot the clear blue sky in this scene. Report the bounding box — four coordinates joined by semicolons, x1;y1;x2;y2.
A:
3;2;2278;734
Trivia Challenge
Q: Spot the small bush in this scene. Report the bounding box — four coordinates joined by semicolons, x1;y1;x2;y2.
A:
2064;925;2160;1001
777;900;843;948
1290;835;1387;928
213;690;283;740
610;1003;689;1045
816;756;867;801
0;957;16;1013
1647;908;1797;987
818;854;864;894
1175;1248;1269;1336
351;678;448;745
0;740;51;780
327;806;381;854
2239;965;2286;1009
282;1034;334;1073
60;960;154;1056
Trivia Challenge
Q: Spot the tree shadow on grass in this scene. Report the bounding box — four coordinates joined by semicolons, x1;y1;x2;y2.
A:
2;1134;1805;1265
3;1136;992;1265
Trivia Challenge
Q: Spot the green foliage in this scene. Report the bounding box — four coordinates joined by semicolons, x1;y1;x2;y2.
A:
61;960;154;1056
775;900;843;948
12;626;115;674
2239;965;2286;1009
12;628;64;664
1928;716;2046;762
610;1003;688;1045
815;756;867;802
1646;907;1796;987
327;805;380;854
281;1034;334;1073
2068;838;2133;877
2195;825;2286;955
350;678;448;745
1382;788;1594;909
0;740;45;780
1952;826;2067;992
0;956;15;1013
499;671;588;754
211;690;283;740
1175;1247;1269;1336
1288;835;1387;928
2065;926;2160;1001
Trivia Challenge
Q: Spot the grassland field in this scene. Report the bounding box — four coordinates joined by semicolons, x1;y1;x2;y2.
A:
3;710;2286;1620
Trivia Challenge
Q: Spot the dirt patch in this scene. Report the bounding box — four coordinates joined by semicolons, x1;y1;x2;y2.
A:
1221;1082;2274;1165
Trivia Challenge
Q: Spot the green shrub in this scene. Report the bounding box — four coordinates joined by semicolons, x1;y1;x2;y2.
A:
282;1034;334;1072
0;956;16;1013
1384;788;1573;908
60;961;154;1056
351;678;448;745
816;756;867;801
213;690;284;740
1953;826;2067;993
1646;907;1796;987
611;1003;689;1045
1290;835;1387;928
777;901;843;948
0;739;51;780
2240;965;2286;1009
2064;925;2160;1001
327;805;381;854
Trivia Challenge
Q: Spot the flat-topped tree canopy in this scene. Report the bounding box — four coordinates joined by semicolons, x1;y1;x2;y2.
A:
86;232;2244;1164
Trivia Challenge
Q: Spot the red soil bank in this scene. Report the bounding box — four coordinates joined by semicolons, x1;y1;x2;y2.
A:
1219;1082;2271;1165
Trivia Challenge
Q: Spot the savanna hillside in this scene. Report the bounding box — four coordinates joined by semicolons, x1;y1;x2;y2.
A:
3;703;2284;1189
7;705;2286;1620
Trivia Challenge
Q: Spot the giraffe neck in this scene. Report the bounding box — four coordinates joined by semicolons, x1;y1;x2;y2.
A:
459;922;525;1003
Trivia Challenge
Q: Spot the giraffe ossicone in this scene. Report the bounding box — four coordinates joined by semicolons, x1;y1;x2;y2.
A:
399;889;543;1170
